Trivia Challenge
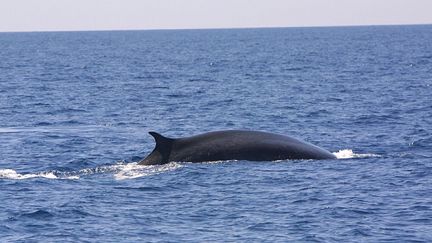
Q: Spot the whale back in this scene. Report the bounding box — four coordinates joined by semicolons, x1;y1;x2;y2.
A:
138;130;336;165
169;130;335;162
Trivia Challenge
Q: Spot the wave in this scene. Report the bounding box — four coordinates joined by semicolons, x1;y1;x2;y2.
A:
333;149;381;159
0;162;182;181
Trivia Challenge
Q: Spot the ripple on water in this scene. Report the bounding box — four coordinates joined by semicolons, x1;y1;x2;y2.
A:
19;210;54;220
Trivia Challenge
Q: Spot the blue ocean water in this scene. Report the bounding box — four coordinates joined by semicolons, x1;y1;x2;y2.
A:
1;25;432;242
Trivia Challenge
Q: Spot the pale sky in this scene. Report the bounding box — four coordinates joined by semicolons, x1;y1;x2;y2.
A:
1;0;431;32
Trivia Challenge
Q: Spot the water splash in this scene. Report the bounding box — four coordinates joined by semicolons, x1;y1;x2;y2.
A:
0;162;182;181
333;149;381;159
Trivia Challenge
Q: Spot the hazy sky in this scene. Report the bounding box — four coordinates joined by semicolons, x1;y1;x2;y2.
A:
1;0;431;32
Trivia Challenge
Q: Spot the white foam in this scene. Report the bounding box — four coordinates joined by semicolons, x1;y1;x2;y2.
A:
333;149;381;159
0;128;20;133
114;162;182;180
0;169;59;180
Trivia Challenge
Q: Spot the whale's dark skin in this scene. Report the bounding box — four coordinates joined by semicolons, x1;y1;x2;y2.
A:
138;130;336;165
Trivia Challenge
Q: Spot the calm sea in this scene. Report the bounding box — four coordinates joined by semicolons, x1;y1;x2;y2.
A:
1;25;432;242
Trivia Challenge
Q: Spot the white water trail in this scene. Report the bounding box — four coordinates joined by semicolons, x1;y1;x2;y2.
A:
0;162;182;181
1;150;379;180
0;169;78;180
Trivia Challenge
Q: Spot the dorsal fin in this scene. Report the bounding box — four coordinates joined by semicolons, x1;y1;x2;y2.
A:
148;131;174;163
149;132;174;148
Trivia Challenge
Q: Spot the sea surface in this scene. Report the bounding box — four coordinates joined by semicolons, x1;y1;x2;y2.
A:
1;25;432;242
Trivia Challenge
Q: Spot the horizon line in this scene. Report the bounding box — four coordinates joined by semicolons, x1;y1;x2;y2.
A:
1;23;431;34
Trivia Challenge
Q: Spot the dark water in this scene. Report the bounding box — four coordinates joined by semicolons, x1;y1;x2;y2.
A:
1;25;432;242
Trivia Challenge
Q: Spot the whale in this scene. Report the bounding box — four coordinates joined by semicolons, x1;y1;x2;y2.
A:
138;130;336;165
